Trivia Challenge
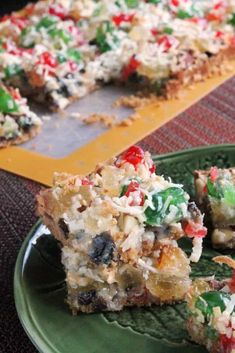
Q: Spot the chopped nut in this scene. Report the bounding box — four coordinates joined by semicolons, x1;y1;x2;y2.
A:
81;114;117;127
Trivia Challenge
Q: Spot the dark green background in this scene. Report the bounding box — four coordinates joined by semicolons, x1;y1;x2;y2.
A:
0;1;37;16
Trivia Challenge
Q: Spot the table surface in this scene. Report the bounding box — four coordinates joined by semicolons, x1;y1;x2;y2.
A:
0;76;235;353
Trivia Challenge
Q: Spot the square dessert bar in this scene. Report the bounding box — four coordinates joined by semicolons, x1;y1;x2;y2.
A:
38;146;207;313
194;167;235;249
187;256;235;353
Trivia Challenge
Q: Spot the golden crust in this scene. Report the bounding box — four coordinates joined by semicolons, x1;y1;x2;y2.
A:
113;46;235;115
0;124;41;148
37;191;69;245
166;46;235;99
213;255;235;269
82;114;117;128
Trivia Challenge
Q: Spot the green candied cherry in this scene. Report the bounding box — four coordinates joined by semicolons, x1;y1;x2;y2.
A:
125;0;139;8
163;27;173;34
0;88;19;114
205;167;223;199
49;28;72;44
96;21;118;53
4;64;23;79
229;13;235;26
147;0;161;4
195;291;231;318
177;9;192;19
206;166;235;203
206;178;224;199
223;184;235;206
0;40;4;53
145;187;187;226
67;48;82;63
57;49;82;64
36;16;58;30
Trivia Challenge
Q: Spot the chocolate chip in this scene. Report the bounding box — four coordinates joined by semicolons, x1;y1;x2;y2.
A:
64;73;74;80
205;51;213;58
19;116;32;132
77;205;86;213
89;39;97;45
77;290;96;305
57;84;71;98
188;202;201;219
89;232;116;265
58;218;69;238
92;297;107;311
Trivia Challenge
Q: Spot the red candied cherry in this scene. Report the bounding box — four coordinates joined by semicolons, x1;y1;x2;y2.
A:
9;87;21;101
68;24;81;37
171;0;179;6
149;163;156;174
188;17;207;29
213;1;224;10
219;333;235;353
151;28;159;36
24;3;35;15
112;13;135;27
39;51;58;68
2;42;31;57
81;178;94;186
182;220;207;238
229;270;235;293
2;42;16;55
206;12;223;21
124;181;145;206
122;56;140;80
116;145;145;169
210;166;219;183
0;14;12;23
23;48;34;55
157;35;174;51
0;15;28;30
16;47;34;56
215;31;224;38
11;17;28;30
37;52;58;76
49;4;67;19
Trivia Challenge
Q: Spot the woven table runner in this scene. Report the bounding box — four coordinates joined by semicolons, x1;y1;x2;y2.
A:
0;76;235;353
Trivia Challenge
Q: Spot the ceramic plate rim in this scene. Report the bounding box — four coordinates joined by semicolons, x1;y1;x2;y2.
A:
14;143;235;353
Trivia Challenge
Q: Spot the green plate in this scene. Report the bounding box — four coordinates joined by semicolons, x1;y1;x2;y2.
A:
14;144;235;353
